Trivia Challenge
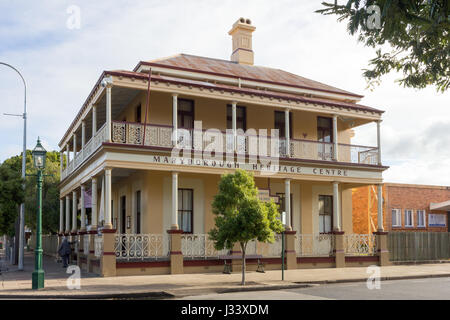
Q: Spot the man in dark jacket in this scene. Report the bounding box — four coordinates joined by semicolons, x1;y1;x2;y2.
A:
58;237;72;268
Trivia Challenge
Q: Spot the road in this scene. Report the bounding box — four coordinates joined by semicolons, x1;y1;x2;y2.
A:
178;277;450;300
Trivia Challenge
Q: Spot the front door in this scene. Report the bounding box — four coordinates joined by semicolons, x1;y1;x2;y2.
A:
317;117;333;160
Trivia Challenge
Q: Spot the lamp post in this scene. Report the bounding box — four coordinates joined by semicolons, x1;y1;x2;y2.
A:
31;138;47;290
0;62;27;271
281;211;286;281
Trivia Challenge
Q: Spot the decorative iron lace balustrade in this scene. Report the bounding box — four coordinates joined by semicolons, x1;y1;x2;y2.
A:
338;144;379;165
114;234;170;261
83;235;89;255
296;234;335;257
61;123;107;180
94;235;103;258
345;234;377;256
181;234;228;259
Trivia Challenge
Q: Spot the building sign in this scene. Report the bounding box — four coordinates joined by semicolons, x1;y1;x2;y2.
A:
141;155;381;179
428;214;447;227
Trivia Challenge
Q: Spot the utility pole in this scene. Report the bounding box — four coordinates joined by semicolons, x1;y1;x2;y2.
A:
1;62;27;271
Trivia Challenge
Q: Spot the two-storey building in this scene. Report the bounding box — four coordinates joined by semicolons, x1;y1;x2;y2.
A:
58;18;389;276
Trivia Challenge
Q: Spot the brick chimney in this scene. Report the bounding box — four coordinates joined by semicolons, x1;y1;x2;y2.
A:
228;18;256;65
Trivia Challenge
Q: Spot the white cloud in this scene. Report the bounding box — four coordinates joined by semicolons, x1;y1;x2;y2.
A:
0;0;449;185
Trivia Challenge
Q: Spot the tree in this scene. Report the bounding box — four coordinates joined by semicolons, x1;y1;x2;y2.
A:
209;169;283;285
317;1;450;92
0;150;62;235
0;164;24;236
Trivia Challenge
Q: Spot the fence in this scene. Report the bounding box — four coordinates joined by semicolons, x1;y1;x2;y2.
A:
114;234;169;261
388;232;450;262
345;234;376;256
29;234;59;257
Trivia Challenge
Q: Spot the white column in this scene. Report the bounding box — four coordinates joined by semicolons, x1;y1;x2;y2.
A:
285;109;290;156
81;120;86;157
92;105;97;136
72;190;77;232
377;184;384;231
91;177;98;229
333;114;338;161
333;182;341;231
172;94;178;146
285;178;291;231
66;144;70;164
60;151;63;175
171;172;178;230
80;185;86;231
377;120;382;165
106;85;112;143
65;196;71;233
59;199;64;233
104;168;112;228
232;101;237;151
73;134;77;158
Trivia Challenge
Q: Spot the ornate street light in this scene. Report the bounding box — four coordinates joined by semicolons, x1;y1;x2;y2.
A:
31;137;47;290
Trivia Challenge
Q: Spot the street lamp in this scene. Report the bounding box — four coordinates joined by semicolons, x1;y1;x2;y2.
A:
31;138;47;290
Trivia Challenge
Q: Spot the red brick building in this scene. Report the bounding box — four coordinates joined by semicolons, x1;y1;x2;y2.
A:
353;183;450;233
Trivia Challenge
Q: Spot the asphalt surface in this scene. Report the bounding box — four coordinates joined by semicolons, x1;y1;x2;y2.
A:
178;277;450;300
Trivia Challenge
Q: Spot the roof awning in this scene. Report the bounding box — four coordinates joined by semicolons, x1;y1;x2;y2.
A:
430;200;450;211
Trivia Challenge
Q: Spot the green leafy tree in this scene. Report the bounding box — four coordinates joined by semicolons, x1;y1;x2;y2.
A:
209;169;283;285
317;0;450;92
0;150;62;235
0;164;24;236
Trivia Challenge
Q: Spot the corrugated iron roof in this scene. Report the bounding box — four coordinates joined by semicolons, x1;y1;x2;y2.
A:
139;53;363;98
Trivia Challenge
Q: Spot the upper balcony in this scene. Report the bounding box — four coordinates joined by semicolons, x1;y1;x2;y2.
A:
59;72;384;182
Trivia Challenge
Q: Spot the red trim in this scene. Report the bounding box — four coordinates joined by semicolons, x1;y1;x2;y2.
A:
116;261;170;268
345;256;379;263
373;231;388;235
103;252;116;256
284;250;296;254
169;251;183;255
101;142;389;170
87;230;98;234
284;231;297;235
70;232;78;236
332;231;345;235
297;257;335;264
135;61;365;99
89;250;95;254
78;231;87;235
184;260;223;267
167;229;184;234
101;228;117;234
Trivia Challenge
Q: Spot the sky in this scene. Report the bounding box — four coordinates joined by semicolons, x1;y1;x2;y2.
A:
0;0;449;185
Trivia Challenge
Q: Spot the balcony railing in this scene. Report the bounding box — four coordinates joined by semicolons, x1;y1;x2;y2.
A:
60;121;380;181
61;123;108;180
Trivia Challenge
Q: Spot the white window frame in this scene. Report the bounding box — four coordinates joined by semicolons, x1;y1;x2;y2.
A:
392;209;402;227
404;209;414;227
417;210;426;228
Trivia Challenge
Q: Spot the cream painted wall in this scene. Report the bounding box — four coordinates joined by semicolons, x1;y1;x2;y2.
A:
116;91;353;144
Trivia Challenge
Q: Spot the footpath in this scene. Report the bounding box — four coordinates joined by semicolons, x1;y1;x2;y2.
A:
0;251;449;299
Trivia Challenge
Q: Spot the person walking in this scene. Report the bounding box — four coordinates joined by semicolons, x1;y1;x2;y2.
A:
58;236;72;268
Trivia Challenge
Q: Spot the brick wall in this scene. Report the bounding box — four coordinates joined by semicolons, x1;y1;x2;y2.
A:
353;184;450;233
386;184;450;232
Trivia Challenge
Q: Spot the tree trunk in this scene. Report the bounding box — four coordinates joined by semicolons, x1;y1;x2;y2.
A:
241;242;246;285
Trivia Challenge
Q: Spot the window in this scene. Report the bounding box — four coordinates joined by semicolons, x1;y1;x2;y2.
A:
177;99;194;129
317;117;333;160
135;104;142;123
417;210;426;228
392;209;401;227
120;196;126;233
405;209;414;227
276;193;293;226
135;191;141;234
317;117;333;143
274;111;292;138
318;195;333;233
227;105;246;131
178;189;193;233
